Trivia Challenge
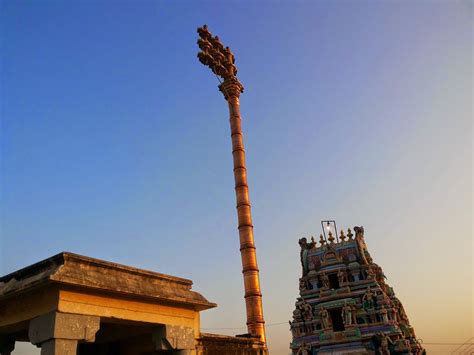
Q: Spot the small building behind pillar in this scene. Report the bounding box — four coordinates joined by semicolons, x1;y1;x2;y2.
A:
0;252;266;355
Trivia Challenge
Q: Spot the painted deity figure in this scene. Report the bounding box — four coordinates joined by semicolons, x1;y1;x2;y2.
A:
402;336;411;351
395;335;411;352
366;267;375;280
299;278;306;292
377;332;393;355
293;302;303;322
337;269;348;284
379;290;390;307
301;301;313;321
341;303;352;325
318;307;330;329
297;343;311;355
354;226;373;265
298;238;310;276
351;305;358;324
380;305;389;323
391;297;409;323
390;305;399;323
320;273;330;289
363;287;375;310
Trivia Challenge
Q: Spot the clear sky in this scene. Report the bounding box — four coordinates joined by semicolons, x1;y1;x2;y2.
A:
1;1;472;354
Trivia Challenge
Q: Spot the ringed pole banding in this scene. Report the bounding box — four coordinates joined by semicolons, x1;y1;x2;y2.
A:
196;25;266;345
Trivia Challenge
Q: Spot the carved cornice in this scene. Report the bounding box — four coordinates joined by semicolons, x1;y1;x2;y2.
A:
219;77;244;100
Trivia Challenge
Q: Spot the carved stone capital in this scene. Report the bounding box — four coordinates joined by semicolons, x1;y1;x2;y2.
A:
28;311;100;346
152;325;195;351
219;77;244;100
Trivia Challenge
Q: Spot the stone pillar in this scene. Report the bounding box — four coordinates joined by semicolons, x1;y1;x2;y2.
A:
40;339;78;355
28;311;100;355
0;336;15;355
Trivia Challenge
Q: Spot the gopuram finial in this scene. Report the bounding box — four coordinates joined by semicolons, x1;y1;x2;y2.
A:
347;228;354;240
340;229;346;242
319;234;326;246
328;231;335;244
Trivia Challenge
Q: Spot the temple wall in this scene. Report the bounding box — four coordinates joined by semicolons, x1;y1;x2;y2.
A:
197;333;267;355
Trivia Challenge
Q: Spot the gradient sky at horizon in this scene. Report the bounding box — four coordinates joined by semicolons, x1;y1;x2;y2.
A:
1;1;472;354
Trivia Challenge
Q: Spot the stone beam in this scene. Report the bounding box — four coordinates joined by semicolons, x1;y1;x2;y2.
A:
29;312;100;355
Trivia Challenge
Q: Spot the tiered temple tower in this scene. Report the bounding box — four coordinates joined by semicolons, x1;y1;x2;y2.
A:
290;224;425;355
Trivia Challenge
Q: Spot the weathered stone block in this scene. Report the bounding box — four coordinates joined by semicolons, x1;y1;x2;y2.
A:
29;311;100;345
153;324;195;350
41;339;78;355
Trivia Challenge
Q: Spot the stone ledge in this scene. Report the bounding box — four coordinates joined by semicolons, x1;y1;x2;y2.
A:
0;252;217;311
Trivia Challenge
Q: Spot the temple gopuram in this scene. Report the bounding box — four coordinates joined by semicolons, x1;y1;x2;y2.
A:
290;223;425;355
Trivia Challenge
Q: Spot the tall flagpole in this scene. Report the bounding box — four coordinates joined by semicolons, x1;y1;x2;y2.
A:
196;25;266;345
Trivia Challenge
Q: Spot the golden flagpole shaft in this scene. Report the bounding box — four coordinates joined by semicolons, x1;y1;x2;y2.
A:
219;79;266;344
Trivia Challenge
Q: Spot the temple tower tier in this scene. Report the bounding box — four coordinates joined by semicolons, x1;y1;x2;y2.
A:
290;224;425;355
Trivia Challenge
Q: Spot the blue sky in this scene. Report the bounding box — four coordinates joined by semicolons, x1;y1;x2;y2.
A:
1;1;472;354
